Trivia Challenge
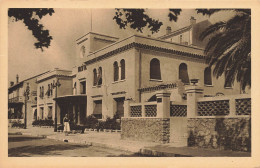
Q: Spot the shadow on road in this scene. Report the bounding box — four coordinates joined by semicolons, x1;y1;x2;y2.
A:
9;144;88;157
8;136;45;142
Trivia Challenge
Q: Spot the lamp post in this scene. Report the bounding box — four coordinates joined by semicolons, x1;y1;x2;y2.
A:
53;79;61;132
24;83;30;129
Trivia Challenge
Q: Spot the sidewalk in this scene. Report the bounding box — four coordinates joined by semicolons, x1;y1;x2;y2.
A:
8;127;251;157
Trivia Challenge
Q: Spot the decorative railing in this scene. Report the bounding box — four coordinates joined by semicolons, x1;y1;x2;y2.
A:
197;100;230;116
197;95;251;117
145;105;157;117
130;105;142;117
170;104;187;117
8;96;24;103
235;98;251;115
129;102;157;118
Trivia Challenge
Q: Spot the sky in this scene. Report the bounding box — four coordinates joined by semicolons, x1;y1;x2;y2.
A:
8;9;233;83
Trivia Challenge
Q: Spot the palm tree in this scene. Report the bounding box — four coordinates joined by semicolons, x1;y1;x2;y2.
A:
199;9;251;91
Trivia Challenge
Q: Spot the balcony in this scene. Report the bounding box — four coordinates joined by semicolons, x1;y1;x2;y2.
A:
8;96;24;103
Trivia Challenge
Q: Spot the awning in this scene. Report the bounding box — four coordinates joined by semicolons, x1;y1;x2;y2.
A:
53;94;87;104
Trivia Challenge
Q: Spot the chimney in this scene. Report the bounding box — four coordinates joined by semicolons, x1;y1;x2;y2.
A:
10;81;14;87
16;74;19;84
166;26;172;35
190;16;196;25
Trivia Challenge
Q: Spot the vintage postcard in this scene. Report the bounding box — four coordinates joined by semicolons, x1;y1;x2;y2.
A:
0;0;260;167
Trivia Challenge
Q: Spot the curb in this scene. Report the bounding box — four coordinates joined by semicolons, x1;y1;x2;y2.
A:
139;148;192;157
8;132;22;135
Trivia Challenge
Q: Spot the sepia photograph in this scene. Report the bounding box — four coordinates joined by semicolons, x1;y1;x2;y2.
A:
7;8;251;157
1;1;259;167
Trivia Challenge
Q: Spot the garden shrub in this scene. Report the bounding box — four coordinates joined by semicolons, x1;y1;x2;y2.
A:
32;119;54;126
11;120;25;128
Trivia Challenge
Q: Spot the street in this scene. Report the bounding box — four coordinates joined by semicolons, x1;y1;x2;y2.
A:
8;134;139;157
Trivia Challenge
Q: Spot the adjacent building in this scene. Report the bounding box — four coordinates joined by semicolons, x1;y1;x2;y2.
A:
36;68;73;124
8;72;48;127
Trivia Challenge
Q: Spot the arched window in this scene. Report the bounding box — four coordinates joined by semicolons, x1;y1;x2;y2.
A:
114;61;119;81
204;67;212;85
150;58;161;80
120;59;125;80
97;67;102;85
93;69;97;86
179;63;190;84
224;73;232;88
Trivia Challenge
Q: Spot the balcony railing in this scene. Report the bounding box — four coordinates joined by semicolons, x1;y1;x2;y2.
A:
8;96;24;103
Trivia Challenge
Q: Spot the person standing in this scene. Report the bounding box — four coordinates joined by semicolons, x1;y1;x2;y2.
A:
63;114;70;136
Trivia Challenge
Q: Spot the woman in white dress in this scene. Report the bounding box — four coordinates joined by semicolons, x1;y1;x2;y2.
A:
63;114;70;136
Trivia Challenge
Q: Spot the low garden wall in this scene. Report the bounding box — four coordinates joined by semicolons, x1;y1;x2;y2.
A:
121;118;170;143
187;118;251;152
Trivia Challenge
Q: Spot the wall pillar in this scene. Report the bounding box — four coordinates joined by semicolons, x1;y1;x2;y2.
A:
123;99;133;118
156;90;171;118
185;85;204;118
229;97;236;117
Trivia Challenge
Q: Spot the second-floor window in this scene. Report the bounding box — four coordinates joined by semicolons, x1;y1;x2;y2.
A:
224;73;232;88
93;69;97;86
204;67;212;85
97;67;102;85
120;59;125;80
150;58;161;80
114;61;119;81
80;81;86;94
179;63;190;84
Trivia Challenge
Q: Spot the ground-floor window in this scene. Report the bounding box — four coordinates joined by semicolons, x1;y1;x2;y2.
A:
48;106;53;120
93;100;102;119
40;107;44;119
114;97;125;118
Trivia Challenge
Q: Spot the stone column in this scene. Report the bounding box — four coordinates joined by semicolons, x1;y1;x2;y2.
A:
229;97;236;117
185;85;204;118
156;90;171;118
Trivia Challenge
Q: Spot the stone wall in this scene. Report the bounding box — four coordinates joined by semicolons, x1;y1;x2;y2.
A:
121;118;170;143
187;118;251;152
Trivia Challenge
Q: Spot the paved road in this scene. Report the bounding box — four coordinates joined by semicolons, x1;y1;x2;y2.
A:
8;135;139;157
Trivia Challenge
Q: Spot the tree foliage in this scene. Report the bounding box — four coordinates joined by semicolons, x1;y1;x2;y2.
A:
113;9;182;33
113;9;251;90
199;9;251;90
8;8;55;51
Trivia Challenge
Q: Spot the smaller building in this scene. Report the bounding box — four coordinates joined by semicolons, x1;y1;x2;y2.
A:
36;68;73;125
8;72;49;127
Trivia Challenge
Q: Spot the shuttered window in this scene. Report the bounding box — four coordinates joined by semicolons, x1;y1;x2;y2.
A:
93;100;102;119
47;106;52;119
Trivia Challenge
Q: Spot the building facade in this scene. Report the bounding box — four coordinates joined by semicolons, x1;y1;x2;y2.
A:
36;68;73;124
69;20;245;121
8;72;48;127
